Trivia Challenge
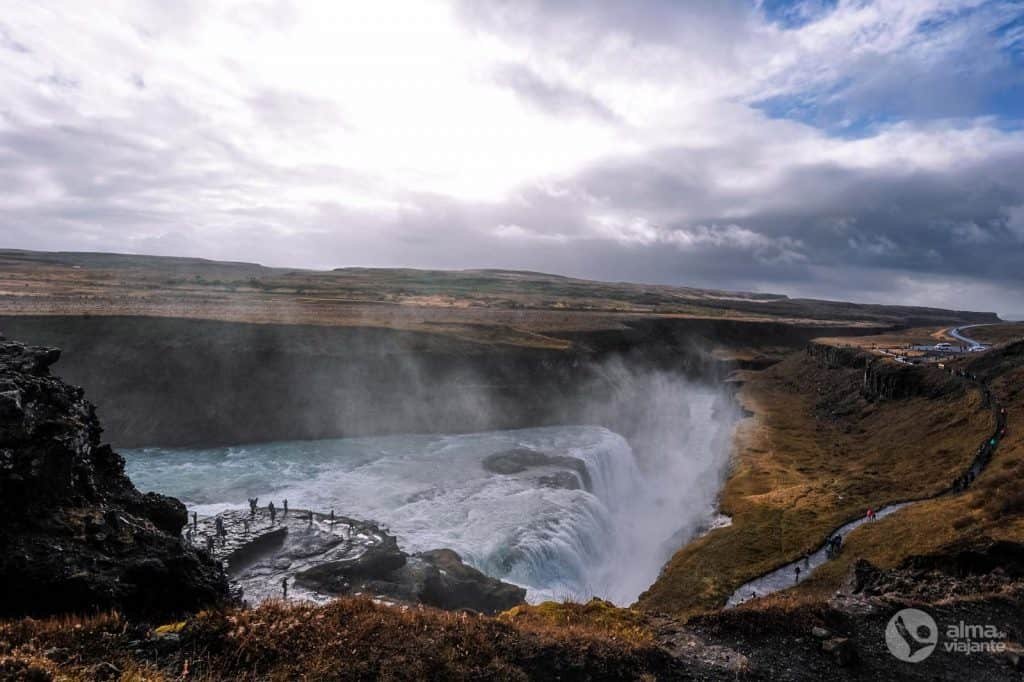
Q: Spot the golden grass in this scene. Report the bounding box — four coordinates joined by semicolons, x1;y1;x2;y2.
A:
499;599;655;646
788;362;1024;600
636;346;995;618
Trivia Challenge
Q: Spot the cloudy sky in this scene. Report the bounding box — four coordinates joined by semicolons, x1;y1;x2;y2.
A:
2;1;1023;315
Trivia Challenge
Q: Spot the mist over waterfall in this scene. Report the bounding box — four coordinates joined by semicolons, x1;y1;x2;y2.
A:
125;364;739;605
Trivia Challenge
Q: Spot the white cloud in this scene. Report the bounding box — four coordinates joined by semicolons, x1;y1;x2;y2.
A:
0;0;1022;313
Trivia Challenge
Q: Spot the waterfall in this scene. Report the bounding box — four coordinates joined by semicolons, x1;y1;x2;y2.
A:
124;382;739;605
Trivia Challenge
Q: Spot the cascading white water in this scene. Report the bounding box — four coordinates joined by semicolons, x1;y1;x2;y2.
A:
124;379;738;605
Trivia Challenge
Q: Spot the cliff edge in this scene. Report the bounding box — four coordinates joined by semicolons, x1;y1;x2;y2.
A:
0;339;228;618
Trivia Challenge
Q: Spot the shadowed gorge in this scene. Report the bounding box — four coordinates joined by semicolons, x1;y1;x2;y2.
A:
4;0;1024;676
0;253;1022;680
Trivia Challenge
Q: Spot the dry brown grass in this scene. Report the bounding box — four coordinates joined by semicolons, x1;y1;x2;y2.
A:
0;598;675;681
0;250;975;350
636;344;995;618
499;599;655;646
788;361;1024;600
967;323;1024;346
816;326;952;350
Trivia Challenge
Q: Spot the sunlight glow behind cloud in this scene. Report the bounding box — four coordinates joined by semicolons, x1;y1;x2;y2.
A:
1;0;1023;313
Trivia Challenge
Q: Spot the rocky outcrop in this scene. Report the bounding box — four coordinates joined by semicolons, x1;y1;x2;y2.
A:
806;342;964;401
0;339;229;619
482;448;592;491
805;342;871;371
416;548;527;613
198;509;526;615
847;541;1024;602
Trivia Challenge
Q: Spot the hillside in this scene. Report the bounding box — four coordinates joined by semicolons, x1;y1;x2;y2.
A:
639;335;1024;619
0;250;998;348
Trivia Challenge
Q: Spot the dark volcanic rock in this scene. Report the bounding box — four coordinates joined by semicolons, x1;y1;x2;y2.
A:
482;448;592;491
294;536;408;593
417;548;527;614
201;509;526;615
0;339;229;619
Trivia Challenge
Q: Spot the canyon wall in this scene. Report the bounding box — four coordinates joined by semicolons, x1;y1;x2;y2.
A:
806;341;965;401
0;315;883;448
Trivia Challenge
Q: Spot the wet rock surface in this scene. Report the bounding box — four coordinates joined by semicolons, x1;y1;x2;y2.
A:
191;508;527;615
482;448;592;491
0;339;228;619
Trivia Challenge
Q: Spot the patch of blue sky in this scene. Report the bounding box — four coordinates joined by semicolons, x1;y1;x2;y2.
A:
992;11;1024;57
758;0;839;29
750;80;894;138
754;1;1024;132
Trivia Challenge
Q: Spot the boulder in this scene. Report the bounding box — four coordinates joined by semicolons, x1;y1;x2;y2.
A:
294;539;407;593
482;448;592;491
821;637;857;667
417;548;527;614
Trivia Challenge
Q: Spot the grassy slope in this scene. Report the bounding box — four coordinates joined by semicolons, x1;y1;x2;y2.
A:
637;346;995;617
968;323;1024;346
785;343;1024;602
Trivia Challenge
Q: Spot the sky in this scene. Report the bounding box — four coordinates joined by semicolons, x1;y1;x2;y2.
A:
2;1;1023;315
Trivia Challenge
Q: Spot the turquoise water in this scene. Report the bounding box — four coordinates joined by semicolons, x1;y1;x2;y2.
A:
125;385;737;604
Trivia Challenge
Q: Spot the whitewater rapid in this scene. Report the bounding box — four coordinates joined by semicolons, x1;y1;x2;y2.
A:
124;384;738;605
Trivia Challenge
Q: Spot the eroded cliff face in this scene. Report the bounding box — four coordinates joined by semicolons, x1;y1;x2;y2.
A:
0;315;887;448
0;339;229;618
806;342;964;402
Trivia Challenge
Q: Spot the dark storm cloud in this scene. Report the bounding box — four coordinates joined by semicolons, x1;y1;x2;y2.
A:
504;145;1024;289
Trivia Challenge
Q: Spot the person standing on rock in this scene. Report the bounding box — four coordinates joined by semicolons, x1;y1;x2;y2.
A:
281;576;289;600
308;510;314;528
283;499;288;516
794;565;801;583
269;501;276;525
329;509;335;526
192;511;198;531
215;517;226;541
866;507;875;521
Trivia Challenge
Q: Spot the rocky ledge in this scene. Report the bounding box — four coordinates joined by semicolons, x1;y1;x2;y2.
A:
0;339;229;619
192;508;526;615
